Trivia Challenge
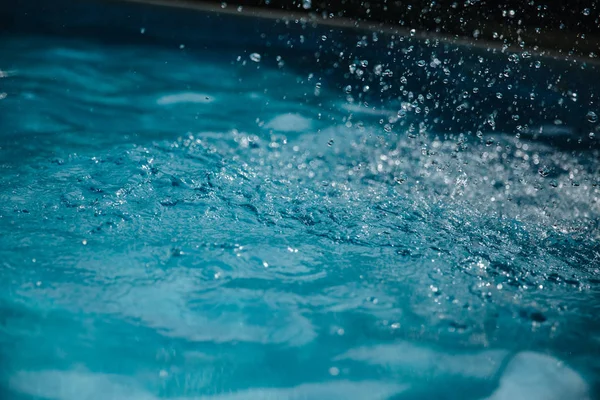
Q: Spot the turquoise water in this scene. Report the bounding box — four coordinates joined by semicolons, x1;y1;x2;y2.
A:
1;33;599;400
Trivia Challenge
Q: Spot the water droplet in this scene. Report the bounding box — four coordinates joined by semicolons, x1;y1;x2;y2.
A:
583;8;590;16
302;0;311;9
409;29;416;37
567;92;578;102
417;60;426;67
249;53;261;62
534;61;542;68
586;111;598;123
277;56;285;68
321;35;327;42
496;92;503;99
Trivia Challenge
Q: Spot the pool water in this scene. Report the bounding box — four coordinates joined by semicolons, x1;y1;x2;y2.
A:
1;9;600;400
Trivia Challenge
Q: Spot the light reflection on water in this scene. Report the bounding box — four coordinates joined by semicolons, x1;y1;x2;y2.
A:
0;34;598;399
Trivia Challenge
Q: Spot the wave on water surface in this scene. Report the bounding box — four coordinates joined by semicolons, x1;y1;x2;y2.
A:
0;34;599;399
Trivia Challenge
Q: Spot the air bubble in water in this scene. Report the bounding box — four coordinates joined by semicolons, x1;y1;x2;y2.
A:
250;53;261;62
586;111;598;123
302;0;311;9
582;8;590;16
538;167;551;177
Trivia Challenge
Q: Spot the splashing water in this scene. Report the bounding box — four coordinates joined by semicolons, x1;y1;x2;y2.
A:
0;32;599;400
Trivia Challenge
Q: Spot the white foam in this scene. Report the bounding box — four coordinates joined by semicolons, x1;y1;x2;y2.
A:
187;380;407;400
336;342;508;380
10;351;589;400
157;92;214;105
10;370;155;400
337;344;590;399
486;352;590;400
10;370;406;400
265;113;312;132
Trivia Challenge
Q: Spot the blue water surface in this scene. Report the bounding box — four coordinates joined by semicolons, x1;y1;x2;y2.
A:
1;21;600;400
